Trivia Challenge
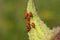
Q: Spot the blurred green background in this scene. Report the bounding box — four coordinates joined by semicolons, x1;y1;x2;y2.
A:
0;0;60;40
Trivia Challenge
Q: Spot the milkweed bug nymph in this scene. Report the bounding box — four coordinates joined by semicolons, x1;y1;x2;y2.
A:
31;22;35;28
26;26;31;31
26;16;30;24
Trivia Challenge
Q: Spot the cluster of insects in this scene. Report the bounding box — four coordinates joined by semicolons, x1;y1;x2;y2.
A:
25;12;35;31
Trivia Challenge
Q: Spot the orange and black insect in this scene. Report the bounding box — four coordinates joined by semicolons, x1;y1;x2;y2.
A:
26;25;31;31
26;16;30;24
31;22;35;28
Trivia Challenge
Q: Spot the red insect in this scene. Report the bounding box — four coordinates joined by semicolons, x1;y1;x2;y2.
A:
29;12;33;17
31;22;35;28
26;26;31;31
26;16;30;24
25;12;28;19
